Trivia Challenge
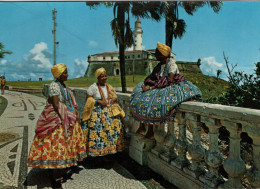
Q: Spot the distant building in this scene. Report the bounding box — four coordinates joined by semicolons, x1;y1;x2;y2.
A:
84;19;201;77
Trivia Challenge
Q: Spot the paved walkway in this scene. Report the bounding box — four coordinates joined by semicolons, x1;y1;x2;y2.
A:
0;91;170;189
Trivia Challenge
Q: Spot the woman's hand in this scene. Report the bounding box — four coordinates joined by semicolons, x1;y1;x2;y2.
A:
110;97;118;104
74;109;80;122
142;85;150;92
98;100;107;107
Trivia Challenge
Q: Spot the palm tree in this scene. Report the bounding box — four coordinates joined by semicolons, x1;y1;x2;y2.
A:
0;43;12;59
86;2;161;93
217;69;222;78
162;1;222;48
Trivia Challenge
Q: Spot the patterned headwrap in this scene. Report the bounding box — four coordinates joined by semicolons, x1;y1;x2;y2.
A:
94;67;106;78
157;42;171;57
51;63;67;79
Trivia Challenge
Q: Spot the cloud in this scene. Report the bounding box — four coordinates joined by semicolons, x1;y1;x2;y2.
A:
72;58;88;78
0;59;7;65
127;46;133;51
24;42;52;70
88;40;98;48
30;73;37;77
201;57;228;79
1;42;53;81
10;73;26;80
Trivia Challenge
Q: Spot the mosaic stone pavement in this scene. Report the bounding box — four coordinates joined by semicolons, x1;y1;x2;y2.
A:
0;91;150;189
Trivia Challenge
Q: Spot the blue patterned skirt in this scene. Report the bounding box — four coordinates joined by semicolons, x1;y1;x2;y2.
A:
129;81;202;124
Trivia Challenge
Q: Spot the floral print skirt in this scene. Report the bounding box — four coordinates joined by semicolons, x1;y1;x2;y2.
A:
81;106;125;156
28;122;87;169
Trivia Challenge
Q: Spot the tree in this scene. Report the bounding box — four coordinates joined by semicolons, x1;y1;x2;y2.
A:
207;52;260;109
0;43;12;59
161;1;222;49
216;69;222;78
86;2;161;93
255;61;260;77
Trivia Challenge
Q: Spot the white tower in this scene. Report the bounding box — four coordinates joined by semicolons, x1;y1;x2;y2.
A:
133;18;142;50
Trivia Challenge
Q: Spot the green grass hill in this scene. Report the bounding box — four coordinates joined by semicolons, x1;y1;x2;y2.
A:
7;72;229;100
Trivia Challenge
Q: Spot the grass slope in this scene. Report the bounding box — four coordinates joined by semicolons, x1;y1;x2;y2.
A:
7;72;228;100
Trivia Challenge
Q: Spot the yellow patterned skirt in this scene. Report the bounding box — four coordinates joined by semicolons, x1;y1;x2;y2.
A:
81;106;125;156
28;122;87;169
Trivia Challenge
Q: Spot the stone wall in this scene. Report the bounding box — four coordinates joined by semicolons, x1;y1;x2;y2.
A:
177;62;202;73
85;59;158;77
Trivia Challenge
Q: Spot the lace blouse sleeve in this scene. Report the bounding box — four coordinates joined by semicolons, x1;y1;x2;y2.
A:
168;59;179;75
87;84;97;97
49;82;60;97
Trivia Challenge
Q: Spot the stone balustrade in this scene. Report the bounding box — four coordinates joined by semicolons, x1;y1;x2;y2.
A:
117;93;260;189
43;85;260;189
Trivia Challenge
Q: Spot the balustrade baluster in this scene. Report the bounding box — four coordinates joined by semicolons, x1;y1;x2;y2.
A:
184;113;205;178
219;121;246;188
129;117;141;134
124;100;130;124
161;121;177;162
151;123;167;156
199;117;224;187
246;126;260;188
171;112;189;169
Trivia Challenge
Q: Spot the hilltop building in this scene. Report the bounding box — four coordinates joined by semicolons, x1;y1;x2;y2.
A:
84;19;201;77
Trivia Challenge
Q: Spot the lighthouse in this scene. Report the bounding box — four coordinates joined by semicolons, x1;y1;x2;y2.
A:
133;18;142;50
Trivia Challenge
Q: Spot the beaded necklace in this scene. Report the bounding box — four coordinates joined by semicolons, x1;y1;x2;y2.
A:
97;83;110;105
56;80;74;112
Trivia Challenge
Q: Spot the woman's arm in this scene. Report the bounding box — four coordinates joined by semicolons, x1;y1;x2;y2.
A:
168;73;175;83
87;94;107;107
49;96;63;123
142;85;151;92
109;86;118;104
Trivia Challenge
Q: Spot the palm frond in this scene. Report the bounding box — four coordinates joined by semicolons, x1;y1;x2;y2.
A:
173;19;186;39
181;1;205;15
0;51;12;59
124;20;134;49
146;1;162;21
131;2;149;19
110;18;119;48
103;2;114;7
208;1;223;13
86;2;101;9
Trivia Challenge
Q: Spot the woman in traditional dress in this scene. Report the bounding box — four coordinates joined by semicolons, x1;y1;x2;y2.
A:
1;76;6;95
130;42;202;125
28;63;87;188
81;67;126;157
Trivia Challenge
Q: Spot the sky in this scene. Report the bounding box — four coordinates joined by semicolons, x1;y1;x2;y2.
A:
0;1;260;81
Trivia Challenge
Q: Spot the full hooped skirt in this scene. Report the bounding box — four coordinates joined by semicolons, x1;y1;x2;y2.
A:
81;105;125;156
129;81;202;124
28;122;87;169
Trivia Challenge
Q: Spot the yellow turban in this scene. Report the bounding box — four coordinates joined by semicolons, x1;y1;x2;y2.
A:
51;63;67;79
94;67;106;78
157;42;171;57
